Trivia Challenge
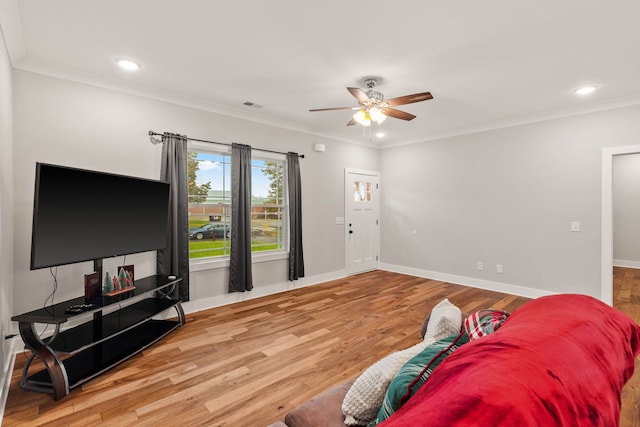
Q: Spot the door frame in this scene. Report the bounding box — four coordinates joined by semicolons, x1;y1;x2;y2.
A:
345;168;380;275
601;144;640;305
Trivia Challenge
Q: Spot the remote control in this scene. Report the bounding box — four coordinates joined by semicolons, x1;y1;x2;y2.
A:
65;304;96;314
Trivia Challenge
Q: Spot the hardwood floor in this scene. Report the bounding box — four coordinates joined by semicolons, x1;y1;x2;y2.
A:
2;269;638;426
615;267;640;427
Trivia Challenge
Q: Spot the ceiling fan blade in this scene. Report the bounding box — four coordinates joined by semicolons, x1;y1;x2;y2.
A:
383;92;433;107
347;87;371;104
346;118;357;126
381;108;416;121
309;106;358;112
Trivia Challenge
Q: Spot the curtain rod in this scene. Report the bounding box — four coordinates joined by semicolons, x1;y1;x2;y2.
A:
148;131;304;158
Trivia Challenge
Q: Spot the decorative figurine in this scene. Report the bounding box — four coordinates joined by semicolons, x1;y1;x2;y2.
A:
124;269;133;287
119;268;128;289
103;271;113;294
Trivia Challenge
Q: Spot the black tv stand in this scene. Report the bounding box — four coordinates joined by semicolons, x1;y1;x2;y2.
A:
11;275;184;400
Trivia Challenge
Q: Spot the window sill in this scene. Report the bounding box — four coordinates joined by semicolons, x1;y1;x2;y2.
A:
189;250;288;272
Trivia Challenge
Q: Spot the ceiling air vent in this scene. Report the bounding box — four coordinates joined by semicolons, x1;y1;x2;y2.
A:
242;101;263;108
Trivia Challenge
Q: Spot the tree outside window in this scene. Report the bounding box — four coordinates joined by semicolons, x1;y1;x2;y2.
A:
250;160;285;253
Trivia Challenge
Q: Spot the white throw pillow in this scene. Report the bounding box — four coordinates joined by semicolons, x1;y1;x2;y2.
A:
341;298;461;426
342;340;430;425
423;298;462;342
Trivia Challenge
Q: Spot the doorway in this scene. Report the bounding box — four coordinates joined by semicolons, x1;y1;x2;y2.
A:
345;169;380;275
601;144;640;305
609;153;640;427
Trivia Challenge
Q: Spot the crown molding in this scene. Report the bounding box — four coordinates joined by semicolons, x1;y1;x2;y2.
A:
7;10;638;153
14;55;377;148
0;0;26;66
379;94;640;149
13;54;640;152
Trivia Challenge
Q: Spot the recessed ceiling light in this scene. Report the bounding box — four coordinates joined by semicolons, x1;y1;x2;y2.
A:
376;132;385;138
115;58;141;71
573;85;599;96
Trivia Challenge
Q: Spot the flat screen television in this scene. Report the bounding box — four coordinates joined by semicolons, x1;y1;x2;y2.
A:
30;162;171;270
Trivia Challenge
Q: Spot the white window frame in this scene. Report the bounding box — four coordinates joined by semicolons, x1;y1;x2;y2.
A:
188;141;289;272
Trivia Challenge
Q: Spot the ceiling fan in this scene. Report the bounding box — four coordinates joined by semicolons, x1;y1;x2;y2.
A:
309;78;433;126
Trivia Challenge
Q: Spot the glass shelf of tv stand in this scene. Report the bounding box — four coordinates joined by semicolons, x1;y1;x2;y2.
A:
12;275;182;325
11;275;185;400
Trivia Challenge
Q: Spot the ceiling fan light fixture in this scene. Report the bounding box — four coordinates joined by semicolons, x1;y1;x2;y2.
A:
353;107;386;126
369;107;387;124
353;109;372;126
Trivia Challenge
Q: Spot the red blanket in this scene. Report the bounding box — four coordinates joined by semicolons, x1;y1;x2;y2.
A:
380;294;640;426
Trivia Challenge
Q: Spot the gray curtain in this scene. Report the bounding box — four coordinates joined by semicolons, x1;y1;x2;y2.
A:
287;152;304;281
229;143;253;292
157;132;190;301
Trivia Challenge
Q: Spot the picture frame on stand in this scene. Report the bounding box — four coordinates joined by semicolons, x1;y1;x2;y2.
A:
84;271;101;305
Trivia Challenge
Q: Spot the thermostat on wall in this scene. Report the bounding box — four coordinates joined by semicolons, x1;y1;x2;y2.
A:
313;143;325;152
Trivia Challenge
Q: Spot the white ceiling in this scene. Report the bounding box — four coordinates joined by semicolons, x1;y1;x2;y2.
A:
2;0;640;147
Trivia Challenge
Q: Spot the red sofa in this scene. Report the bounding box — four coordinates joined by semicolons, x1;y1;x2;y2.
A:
280;294;640;427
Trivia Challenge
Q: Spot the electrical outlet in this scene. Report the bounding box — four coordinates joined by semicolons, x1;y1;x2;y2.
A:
477;261;484;271
496;264;503;274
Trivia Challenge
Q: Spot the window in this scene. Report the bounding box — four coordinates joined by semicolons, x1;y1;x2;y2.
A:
354;181;372;202
251;158;286;253
187;145;286;260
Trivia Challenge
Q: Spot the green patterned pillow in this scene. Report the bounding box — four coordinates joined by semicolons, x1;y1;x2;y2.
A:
373;332;470;425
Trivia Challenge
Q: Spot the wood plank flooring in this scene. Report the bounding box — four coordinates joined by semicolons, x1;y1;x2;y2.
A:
615;266;640;427
2;269;638;426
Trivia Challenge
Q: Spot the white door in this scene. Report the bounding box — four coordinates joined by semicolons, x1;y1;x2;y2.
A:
345;169;380;275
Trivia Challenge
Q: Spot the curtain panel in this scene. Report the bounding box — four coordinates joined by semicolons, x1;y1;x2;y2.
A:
156;132;190;301
287;152;304;281
229;143;253;292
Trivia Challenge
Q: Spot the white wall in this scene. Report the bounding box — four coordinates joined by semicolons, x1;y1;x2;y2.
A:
12;70;379;315
613;153;640;268
11;67;640;319
0;26;15;417
380;105;640;298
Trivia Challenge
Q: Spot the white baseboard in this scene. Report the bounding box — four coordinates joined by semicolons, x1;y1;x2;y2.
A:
379;263;556;300
10;265;556;348
178;263;560;317
1;338;17;424
613;259;640;269
181;269;348;316
11;270;350;341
